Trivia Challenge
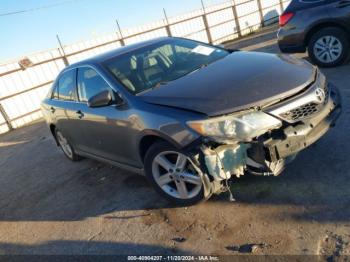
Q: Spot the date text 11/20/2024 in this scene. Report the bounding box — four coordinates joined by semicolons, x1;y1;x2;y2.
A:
127;255;219;261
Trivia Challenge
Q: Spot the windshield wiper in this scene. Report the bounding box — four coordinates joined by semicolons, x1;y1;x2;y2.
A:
153;81;171;89
184;63;209;77
196;63;209;70
152;63;209;89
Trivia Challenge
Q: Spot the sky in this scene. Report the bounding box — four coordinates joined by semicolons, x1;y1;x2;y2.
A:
0;0;227;62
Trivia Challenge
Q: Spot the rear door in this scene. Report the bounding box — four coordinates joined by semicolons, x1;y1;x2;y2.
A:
50;69;86;150
328;0;350;25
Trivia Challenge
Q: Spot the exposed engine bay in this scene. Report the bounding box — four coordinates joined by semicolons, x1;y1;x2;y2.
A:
188;73;341;198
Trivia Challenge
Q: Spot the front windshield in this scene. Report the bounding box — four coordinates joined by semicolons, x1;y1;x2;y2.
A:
104;38;229;94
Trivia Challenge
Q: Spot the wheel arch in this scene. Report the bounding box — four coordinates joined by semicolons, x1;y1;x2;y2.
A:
49;124;59;145
305;21;350;46
138;131;182;163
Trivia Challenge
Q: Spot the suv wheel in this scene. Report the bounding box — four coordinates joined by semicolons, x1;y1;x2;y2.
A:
55;129;81;161
308;27;349;67
144;141;207;205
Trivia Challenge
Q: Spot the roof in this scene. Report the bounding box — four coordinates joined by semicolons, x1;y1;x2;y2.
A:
66;36;171;68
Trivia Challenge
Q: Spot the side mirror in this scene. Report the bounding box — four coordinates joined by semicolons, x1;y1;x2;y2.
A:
113;91;125;106
88;90;113;108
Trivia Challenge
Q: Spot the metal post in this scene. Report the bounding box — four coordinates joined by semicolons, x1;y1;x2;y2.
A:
0;103;13;131
56;35;69;66
163;8;172;37
201;0;213;44
231;0;242;37
256;0;265;27
279;0;284;13
116;20;126;46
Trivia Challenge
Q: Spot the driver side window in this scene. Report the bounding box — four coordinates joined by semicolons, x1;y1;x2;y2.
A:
77;67;111;103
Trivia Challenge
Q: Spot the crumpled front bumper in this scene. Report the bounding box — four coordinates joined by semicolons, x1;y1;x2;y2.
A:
188;83;341;184
263;83;342;161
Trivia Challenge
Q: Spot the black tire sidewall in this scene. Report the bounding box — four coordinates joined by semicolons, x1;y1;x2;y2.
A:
144;141;206;206
308;27;349;67
55;129;81;161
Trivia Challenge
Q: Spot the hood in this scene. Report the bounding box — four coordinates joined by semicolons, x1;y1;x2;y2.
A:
138;51;315;117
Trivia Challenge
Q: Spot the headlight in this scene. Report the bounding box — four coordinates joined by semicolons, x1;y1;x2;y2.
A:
187;111;282;141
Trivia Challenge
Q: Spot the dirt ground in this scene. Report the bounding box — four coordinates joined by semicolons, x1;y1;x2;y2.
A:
0;27;350;257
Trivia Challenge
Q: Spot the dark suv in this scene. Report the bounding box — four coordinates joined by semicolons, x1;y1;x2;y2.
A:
42;37;341;205
278;0;350;67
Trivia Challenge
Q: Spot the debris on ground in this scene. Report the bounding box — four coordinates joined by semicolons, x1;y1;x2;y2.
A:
318;232;350;259
225;243;270;253
172;237;186;243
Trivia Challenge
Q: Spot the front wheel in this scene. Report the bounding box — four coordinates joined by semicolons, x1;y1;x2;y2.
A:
144;141;208;206
308;27;349;67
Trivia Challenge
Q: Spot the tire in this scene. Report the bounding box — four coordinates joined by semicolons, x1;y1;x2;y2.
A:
55;129;82;161
308;27;349;67
144;141;207;206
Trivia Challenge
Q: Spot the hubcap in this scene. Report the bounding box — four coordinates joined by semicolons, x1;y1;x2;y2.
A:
152;151;202;199
313;36;343;64
56;131;73;158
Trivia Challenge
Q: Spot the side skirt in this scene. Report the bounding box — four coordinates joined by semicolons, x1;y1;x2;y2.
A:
76;150;145;176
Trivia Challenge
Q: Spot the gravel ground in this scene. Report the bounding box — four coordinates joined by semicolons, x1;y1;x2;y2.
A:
0;27;349;257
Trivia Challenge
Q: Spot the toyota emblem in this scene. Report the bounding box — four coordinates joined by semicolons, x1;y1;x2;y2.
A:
315;88;326;103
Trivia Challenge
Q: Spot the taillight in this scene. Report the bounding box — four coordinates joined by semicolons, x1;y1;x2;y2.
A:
279;12;294;27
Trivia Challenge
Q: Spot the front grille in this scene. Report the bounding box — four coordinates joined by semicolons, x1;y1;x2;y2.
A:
278;81;330;122
269;71;331;123
280;102;318;121
324;82;329;96
324;82;329;103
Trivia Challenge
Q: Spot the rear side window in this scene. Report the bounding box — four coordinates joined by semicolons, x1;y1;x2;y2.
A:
57;70;77;101
77;67;111;102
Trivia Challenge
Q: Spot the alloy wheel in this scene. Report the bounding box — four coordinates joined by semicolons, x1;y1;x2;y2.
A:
313;36;343;64
151;151;202;199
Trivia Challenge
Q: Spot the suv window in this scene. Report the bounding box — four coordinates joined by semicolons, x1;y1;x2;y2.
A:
77;67;111;102
57;70;76;101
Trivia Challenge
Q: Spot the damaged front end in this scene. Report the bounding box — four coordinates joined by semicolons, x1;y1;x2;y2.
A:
203;143;250;180
186;70;342;196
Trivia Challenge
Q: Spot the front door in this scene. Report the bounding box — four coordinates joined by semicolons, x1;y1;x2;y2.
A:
74;67;139;167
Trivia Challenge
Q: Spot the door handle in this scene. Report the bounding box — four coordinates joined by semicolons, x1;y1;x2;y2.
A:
50;106;56;113
76;110;84;119
337;0;350;8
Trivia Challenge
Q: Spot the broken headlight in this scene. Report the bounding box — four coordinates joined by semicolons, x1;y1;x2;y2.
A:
187;111;282;142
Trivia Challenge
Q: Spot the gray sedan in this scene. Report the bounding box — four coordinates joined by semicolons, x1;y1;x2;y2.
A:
41;37;341;205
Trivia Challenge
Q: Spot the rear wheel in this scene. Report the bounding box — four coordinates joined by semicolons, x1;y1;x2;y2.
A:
144;141;207;205
308;27;349;67
55;129;81;161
